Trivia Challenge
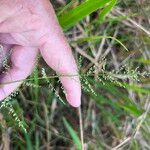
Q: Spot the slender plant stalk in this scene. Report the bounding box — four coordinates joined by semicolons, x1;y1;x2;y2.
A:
78;106;84;150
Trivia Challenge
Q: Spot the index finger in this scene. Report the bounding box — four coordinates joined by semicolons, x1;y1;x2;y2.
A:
40;33;81;107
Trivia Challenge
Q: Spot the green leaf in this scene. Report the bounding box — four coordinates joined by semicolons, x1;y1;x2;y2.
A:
58;0;111;30
57;0;76;16
25;133;33;150
118;104;143;117
92;80;144;117
99;0;117;22
123;83;150;94
134;58;150;64
71;35;129;51
63;118;82;150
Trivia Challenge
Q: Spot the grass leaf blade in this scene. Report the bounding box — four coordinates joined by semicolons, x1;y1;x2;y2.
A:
63;118;82;150
59;0;111;30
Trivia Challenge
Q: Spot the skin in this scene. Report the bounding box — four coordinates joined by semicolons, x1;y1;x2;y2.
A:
0;0;81;107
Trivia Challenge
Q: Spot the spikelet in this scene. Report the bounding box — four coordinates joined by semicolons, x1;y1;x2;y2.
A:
22;81;41;88
41;68;65;104
77;56;149;91
0;91;27;133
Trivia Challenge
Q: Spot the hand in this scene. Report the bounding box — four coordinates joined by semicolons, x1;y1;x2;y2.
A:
0;0;81;107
